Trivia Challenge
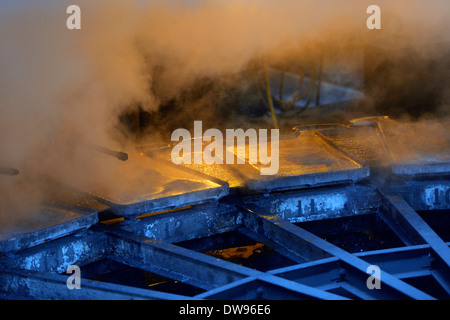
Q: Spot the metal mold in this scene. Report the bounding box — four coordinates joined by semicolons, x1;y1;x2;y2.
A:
55;152;230;218
351;116;450;175
1;117;450;300
0;176;105;254
228;131;369;193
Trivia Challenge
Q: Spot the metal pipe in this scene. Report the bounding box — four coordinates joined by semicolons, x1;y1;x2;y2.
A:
0;167;19;176
263;61;279;129
91;145;128;161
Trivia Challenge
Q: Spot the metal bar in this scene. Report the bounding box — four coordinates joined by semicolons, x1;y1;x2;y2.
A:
258;273;348;300
378;189;450;294
355;244;433;278
270;245;434;286
120;203;240;244
269;256;340;285
0;167;19;176
239;205;332;262
394;179;450;211
378;189;450;263
0;211;99;254
101;225;256;291
0;267;192;300
339;282;377;300
269;256;388;300
378;190;430;246
239;204;435;299
242;178;450;224
195;276;348;300
271;243;450;299
99;225;347;300
244;184;379;223
431;266;450;295
194;277;259;300
91;144;128;162
273;242;450;286
1;230;109;274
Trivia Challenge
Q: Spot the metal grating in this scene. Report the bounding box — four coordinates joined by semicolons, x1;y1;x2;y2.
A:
1;116;450;300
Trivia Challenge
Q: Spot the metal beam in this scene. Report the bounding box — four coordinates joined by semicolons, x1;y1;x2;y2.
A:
239;206;332;262
100;225;255;291
98;225;347;300
270;245;433;286
0;267;191;300
239;204;435;299
378;189;450;263
241;184;379;224
0;209;99;254
269;257;341;287
378;188;450;294
119;203;240;244
195;275;348;300
1;230;109;274
270;242;450;299
354;244;433;279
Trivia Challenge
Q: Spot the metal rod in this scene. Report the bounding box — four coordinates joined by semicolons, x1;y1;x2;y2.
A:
238;203;435;300
99;225;346;300
0;267;190;300
0;167;19;176
263;61;279;129
378;188;450;294
91;145;128;161
101;225;256;290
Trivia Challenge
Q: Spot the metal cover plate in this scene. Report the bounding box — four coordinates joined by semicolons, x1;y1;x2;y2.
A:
227;131;369;192
372;117;450;175
0;175;105;253
0;205;98;253
316;125;392;167
177;160;246;190
161;150;246;190
63;152;229;217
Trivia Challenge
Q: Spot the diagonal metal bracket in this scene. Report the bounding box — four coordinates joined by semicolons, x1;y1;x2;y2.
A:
377;188;450;294
238;202;435;299
97;225;347;300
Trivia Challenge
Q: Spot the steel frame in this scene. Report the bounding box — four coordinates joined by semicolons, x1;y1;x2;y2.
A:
1;117;450;300
1;174;449;300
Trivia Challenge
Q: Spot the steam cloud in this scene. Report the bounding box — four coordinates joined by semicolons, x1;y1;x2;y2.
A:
0;0;449;230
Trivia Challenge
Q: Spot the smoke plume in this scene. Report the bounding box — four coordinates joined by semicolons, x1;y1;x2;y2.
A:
0;0;449;231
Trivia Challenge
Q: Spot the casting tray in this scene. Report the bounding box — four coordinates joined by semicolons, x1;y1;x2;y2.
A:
351;117;450;175
0;175;104;253
57;151;230;217
226;130;369;193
